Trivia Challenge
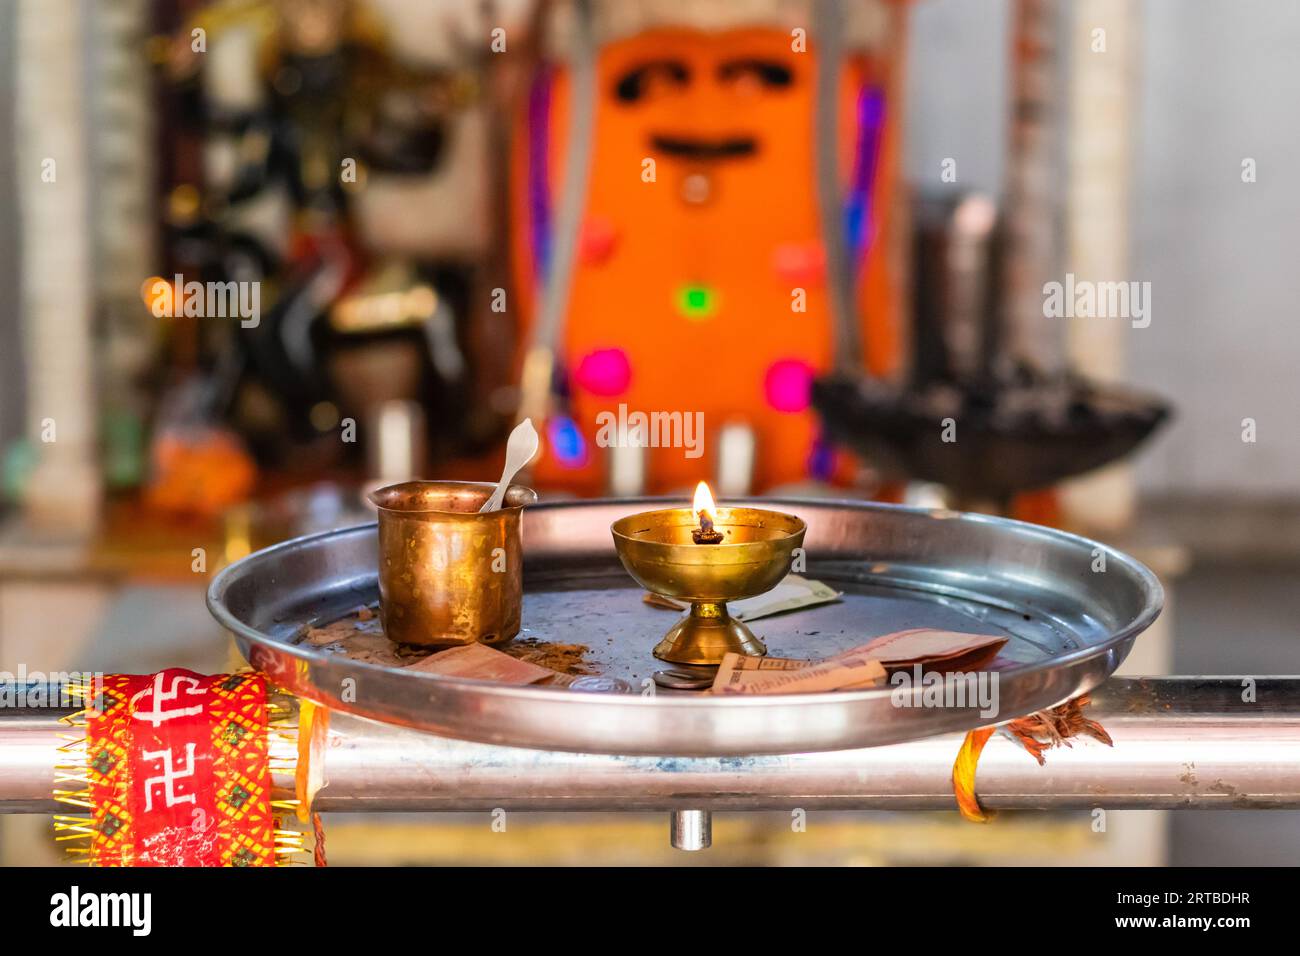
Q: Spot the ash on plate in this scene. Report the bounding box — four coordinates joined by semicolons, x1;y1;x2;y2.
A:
297;605;593;675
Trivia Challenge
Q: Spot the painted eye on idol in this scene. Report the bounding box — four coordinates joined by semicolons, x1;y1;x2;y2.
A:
717;58;795;94
612;56;794;105
613;59;690;103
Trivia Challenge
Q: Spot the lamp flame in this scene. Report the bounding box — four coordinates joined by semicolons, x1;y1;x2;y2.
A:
693;481;716;521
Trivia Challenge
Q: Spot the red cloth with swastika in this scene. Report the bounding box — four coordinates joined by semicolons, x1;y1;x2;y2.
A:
85;670;279;866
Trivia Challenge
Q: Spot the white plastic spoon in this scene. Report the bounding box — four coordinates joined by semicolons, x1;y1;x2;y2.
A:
479;418;540;513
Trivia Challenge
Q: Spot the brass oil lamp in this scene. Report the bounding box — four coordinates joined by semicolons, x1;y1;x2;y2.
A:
611;482;806;667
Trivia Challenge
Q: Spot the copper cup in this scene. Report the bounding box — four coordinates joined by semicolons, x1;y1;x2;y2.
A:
368;480;537;648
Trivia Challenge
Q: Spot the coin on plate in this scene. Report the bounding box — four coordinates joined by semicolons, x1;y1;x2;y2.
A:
567;676;633;694
652;669;713;691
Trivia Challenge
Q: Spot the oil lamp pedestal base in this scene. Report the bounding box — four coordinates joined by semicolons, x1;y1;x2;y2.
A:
653;601;767;667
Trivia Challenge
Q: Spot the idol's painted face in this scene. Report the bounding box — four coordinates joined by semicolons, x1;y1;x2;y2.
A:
610;50;798;166
515;26;889;494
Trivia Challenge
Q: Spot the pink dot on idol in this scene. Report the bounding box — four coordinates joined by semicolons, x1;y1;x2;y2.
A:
579;216;619;265
764;358;814;413
772;242;826;284
574;348;632;396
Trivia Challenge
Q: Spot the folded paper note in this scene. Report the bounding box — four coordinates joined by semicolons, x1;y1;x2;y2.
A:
713;649;887;695
731;575;842;621
404;643;556;684
849;628;1008;672
711;628;1007;694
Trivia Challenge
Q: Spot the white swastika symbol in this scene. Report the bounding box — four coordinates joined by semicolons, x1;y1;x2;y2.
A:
130;673;208;728
141;743;198;812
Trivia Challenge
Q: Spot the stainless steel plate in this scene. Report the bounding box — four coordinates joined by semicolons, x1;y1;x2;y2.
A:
207;498;1162;756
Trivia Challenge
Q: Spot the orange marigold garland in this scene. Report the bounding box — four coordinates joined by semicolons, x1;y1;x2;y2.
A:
1003;693;1113;764
54;669;312;866
952;727;997;823
951;694;1113;823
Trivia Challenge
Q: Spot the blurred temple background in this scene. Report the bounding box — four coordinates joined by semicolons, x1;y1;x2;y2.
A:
0;0;1298;865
